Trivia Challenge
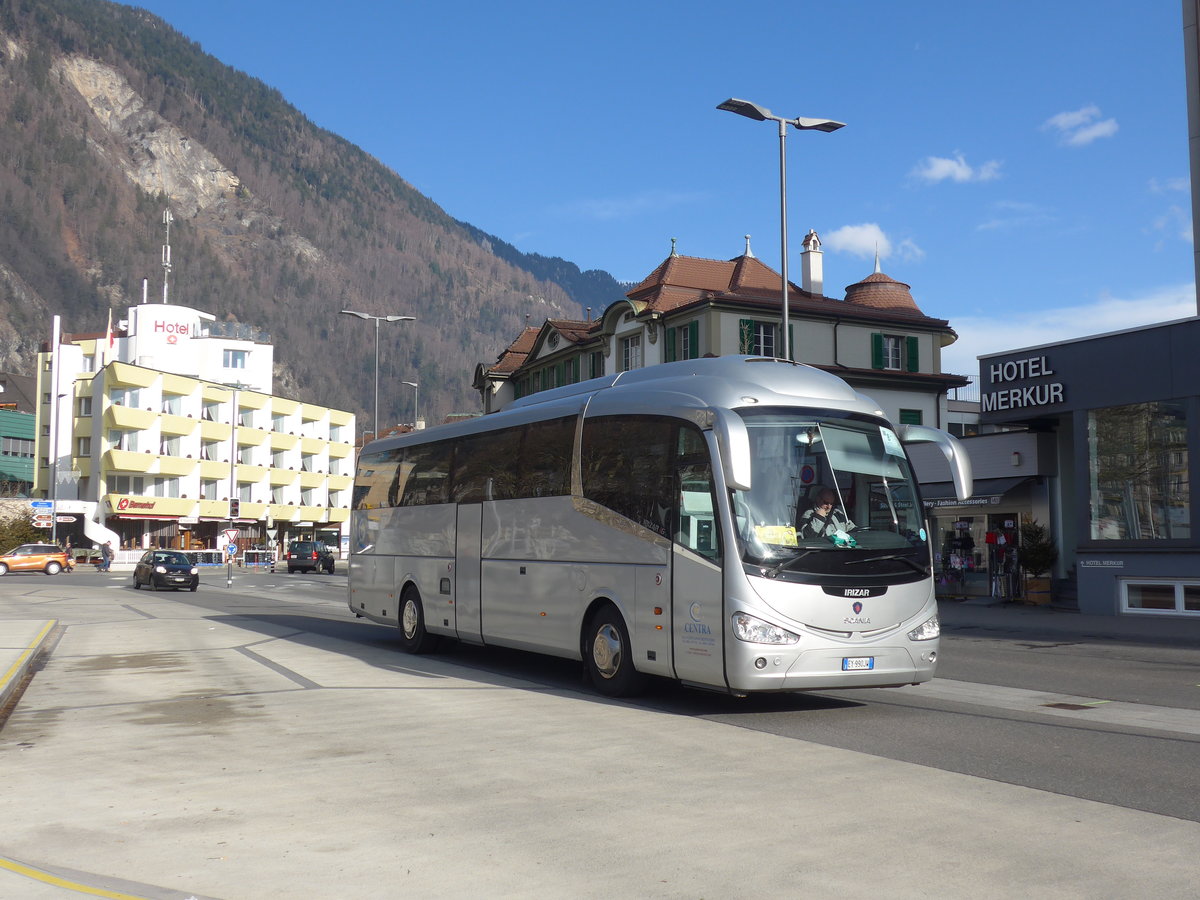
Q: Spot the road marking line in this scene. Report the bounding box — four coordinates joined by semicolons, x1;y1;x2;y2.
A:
0;855;153;899
0;620;56;693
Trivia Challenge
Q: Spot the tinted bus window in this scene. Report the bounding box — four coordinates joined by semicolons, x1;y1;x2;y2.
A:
452;432;498;503
518;417;574;498
353;449;402;510
582;416;675;536
398;440;452;506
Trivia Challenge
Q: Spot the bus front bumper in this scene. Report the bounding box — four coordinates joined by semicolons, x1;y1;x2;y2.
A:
725;641;938;693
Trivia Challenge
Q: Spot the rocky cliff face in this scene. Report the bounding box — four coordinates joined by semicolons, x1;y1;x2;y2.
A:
0;0;596;426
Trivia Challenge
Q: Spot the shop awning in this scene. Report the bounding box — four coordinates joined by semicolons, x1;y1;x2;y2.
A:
920;476;1034;507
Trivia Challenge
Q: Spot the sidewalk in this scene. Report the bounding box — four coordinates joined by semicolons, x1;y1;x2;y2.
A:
0;620;57;714
938;596;1200;646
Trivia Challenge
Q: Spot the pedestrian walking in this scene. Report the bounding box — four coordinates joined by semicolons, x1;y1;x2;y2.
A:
100;541;113;573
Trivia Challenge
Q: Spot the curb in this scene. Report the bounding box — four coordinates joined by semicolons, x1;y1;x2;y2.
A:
0;620;58;716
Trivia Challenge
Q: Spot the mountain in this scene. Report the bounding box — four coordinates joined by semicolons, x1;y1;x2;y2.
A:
0;0;626;427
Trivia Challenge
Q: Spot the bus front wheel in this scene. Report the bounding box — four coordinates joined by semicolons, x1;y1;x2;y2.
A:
398;587;439;654
585;605;647;697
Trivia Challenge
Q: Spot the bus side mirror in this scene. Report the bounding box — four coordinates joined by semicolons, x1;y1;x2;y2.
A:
712;408;752;491
896;424;974;502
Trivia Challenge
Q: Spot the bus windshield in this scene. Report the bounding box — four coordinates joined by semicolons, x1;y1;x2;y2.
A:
733;409;929;577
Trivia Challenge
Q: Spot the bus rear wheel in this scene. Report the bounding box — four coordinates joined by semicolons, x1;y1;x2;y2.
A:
585;605;647;697
398;587;439;654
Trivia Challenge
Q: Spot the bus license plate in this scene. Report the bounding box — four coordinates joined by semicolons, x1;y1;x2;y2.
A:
842;656;874;671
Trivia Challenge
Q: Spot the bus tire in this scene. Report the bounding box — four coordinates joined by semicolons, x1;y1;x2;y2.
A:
584;605;647;697
398;586;439;654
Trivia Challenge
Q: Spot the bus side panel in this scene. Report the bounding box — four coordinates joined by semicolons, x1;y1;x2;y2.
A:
632;562;673;677
671;545;726;686
347;550;398;623
480;496;667;658
480;497;587;655
375;505;456;634
454;504;483;643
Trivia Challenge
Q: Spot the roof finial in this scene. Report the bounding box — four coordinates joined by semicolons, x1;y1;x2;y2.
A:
873;244;881;274
743;234;755;258
670;237;678;257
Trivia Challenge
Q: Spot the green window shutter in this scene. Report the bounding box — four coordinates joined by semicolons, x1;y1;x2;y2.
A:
739;319;754;354
688;321;699;359
871;333;884;369
665;326;677;362
899;409;923;425
572;357;580;383
906;336;920;372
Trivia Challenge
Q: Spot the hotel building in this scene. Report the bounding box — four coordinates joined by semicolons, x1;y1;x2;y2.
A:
34;302;354;555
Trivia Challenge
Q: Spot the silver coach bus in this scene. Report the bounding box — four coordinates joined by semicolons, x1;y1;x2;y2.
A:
348;356;972;697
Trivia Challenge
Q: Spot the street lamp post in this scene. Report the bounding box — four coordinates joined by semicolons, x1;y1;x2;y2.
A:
401;381;419;428
717;98;844;362
339;309;415;440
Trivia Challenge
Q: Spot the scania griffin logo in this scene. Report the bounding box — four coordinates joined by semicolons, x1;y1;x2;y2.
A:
852;601;864;614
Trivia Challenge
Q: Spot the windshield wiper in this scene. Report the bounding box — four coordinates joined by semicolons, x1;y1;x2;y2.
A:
844;553;929;575
763;549;826;578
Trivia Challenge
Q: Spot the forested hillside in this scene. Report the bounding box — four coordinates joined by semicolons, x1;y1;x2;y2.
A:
0;0;625;426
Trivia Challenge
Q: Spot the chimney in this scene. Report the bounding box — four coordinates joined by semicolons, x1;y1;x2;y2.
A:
800;230;823;295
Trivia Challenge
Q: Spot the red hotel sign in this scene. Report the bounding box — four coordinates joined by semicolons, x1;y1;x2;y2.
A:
117;498;157;511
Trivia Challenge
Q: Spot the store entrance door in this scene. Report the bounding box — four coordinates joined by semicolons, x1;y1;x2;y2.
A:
985;513;1021;602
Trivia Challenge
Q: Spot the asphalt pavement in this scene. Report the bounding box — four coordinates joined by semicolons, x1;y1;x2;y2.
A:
1;580;1198;898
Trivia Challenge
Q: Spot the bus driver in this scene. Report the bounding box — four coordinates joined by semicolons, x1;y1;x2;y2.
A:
798;487;856;541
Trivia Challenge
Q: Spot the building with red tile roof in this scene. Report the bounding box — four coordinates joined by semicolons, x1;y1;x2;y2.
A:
475;233;969;428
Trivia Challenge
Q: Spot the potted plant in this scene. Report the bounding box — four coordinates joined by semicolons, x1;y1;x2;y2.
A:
1020;519;1057;605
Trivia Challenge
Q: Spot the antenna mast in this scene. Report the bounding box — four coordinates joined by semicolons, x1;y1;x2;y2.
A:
161;208;174;304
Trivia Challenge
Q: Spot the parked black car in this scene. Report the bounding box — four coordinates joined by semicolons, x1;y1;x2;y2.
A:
286;540;335;574
133;550;199;591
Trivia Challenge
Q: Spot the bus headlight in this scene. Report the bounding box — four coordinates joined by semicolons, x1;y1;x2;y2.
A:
732;613;799;645
907;615;940;641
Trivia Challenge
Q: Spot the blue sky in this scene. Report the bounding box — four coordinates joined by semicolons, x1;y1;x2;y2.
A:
129;0;1196;376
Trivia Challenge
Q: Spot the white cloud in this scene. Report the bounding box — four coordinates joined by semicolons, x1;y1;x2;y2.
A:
1043;105;1118;147
941;285;1197;375
822;223;890;259
911;153;1003;184
1149;176;1189;194
1150;204;1192;245
822;223;923;265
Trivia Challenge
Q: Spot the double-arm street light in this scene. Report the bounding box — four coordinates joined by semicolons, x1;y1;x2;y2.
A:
717;98;844;362
339;309;415;440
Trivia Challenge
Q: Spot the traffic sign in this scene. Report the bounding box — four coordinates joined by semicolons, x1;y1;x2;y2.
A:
223;529;240;544
31;500;52;508
56;515;76;523
32;515;53;528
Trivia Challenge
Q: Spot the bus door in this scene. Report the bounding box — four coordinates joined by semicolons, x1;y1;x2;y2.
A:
454;503;483;643
670;431;726;687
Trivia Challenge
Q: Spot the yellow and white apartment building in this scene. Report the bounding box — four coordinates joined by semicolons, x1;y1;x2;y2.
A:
34;302;354;555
